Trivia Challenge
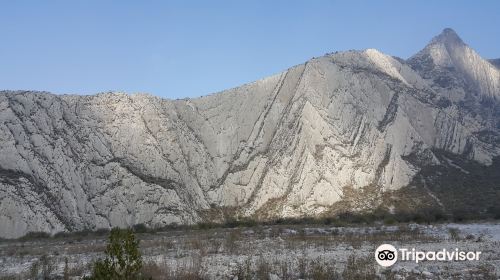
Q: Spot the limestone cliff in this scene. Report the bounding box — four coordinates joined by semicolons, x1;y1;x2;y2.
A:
1;29;499;238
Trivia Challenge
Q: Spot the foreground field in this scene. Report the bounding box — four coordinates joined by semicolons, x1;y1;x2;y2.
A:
1;222;499;279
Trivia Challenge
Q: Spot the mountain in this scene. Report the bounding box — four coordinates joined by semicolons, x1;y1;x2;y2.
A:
490;58;500;69
1;28;499;238
408;28;500;101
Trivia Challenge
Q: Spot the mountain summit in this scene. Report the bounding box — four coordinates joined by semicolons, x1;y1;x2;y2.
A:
1;29;499;238
409;28;500;100
430;28;465;46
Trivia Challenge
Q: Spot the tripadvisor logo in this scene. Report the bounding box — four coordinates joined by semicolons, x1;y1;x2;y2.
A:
375;244;482;267
375;244;398;267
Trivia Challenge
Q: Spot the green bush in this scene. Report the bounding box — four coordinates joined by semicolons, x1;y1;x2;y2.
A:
86;228;143;280
383;217;397;225
132;224;149;233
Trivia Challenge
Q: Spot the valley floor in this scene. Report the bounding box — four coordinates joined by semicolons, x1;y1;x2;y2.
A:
1;222;500;279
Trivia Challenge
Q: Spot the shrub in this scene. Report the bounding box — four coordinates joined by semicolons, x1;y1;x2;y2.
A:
95;228;111;236
448;228;461;242
383;217;397;225
86;228;143;280
28;254;54;279
132;223;149;233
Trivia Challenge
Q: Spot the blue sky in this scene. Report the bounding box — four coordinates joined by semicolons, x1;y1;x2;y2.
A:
1;1;499;99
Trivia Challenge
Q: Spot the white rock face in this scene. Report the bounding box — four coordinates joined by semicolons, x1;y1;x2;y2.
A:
0;29;499;238
409;28;500;101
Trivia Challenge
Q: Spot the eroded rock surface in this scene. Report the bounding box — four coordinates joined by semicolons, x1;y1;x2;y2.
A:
1;29;499;238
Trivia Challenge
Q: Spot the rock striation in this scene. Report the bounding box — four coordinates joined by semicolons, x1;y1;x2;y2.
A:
1;28;499;238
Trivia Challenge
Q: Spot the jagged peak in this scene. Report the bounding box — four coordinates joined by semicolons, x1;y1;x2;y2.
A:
430;28;465;46
409;28;468;62
408;28;500;100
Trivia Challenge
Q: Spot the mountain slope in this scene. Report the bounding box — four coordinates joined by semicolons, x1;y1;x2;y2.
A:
489;58;500;69
1;29;499;238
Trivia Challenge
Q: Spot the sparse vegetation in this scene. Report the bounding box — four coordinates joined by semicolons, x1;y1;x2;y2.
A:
86;228;143;280
309;259;339;280
20;231;51;241
28;254;55;280
342;255;376;280
140;260;204;280
6;203;500;244
225;228;241;254
448;227;461;241
0;222;499;279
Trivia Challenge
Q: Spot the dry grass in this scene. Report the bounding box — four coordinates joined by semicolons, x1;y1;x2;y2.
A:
140;259;204;280
224;229;241;254
281;224;439;251
231;255;356;280
341;255;376;280
1;223;498;279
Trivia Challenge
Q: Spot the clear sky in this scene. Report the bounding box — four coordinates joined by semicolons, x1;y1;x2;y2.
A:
1;1;499;99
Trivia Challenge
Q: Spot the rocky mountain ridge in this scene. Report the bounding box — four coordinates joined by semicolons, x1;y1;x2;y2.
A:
490;58;500;69
1;28;499;238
